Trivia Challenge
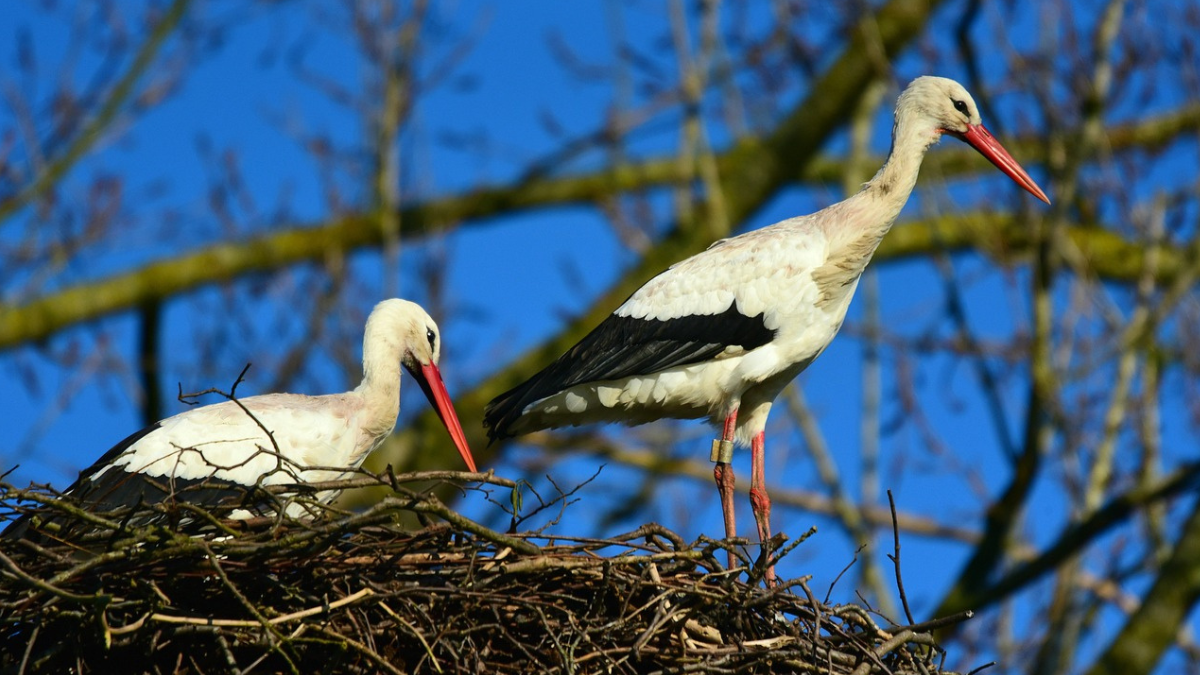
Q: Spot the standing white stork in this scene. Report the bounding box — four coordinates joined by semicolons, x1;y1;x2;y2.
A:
6;299;477;537
483;76;1050;581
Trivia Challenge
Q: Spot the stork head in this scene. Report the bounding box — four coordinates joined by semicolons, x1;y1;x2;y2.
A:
365;299;478;473
896;76;1050;204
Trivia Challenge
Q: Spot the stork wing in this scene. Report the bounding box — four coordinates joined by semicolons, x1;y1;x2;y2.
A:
483;302;773;440
69;421;272;513
3;421;276;541
553;303;772;387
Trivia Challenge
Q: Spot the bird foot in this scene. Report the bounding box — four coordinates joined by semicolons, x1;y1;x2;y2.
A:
748;487;772;541
709;439;734;463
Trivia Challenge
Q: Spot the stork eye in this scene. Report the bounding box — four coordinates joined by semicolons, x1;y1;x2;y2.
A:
952;99;969;115
426;328;437;351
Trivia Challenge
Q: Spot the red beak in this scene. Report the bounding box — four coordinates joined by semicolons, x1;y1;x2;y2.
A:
408;362;478;472
955;124;1051;205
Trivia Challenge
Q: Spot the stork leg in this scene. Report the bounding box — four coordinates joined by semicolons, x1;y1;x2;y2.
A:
712;409;738;571
748;430;776;584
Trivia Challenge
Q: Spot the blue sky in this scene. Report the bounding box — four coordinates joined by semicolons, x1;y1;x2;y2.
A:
4;2;1196;669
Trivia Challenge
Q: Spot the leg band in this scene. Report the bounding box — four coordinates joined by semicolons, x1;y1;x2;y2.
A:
710;439;734;463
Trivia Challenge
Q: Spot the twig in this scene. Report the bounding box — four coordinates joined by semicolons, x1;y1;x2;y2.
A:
898;610;975;635
826;545;863;604
402;494;542;556
0;549;110;605
888;490;916;625
378;601;444;674
17;624;38;675
143;588;374;628
311;624;406;675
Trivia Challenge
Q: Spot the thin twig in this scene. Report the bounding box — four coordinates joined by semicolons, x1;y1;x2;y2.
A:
143;588;374;628
888;490;916;625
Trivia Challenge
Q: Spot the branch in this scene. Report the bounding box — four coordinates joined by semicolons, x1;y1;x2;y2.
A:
934;460;1200;621
0;162;680;349
0;0;191;224
1084;495;1200;675
127;587;375;629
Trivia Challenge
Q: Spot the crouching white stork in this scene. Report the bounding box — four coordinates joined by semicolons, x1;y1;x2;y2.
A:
5;299;477;538
483;76;1050;581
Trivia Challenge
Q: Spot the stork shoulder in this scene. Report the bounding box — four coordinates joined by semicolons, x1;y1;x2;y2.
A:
92;394;337;481
618;224;829;323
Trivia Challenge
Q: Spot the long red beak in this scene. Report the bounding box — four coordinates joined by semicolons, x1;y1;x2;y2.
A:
956;124;1051;205
408;362;478;472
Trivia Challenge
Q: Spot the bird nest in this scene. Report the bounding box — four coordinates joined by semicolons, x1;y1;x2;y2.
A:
0;471;970;674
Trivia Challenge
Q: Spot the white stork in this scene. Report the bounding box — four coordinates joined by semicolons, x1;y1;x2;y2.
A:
483;76;1050;581
6;299;477;536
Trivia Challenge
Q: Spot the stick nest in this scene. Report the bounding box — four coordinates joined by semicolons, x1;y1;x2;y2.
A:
1;472;966;674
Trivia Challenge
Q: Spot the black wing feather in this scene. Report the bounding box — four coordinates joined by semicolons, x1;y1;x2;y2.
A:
484;303;773;440
72;466;261;514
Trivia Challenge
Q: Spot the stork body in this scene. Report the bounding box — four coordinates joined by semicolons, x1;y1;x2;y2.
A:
6;299;477;536
484;77;1050;581
488;213;862;442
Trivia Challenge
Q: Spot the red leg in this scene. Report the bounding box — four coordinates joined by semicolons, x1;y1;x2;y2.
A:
720;411;738;444
713;409;738;570
748;430;776;584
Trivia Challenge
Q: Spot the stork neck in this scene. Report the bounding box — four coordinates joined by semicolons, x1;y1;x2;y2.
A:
856;116;940;226
809;117;940;303
357;345;403;423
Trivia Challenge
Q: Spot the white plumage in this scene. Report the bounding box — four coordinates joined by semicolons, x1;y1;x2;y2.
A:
7;299;477;535
485;77;1050;581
